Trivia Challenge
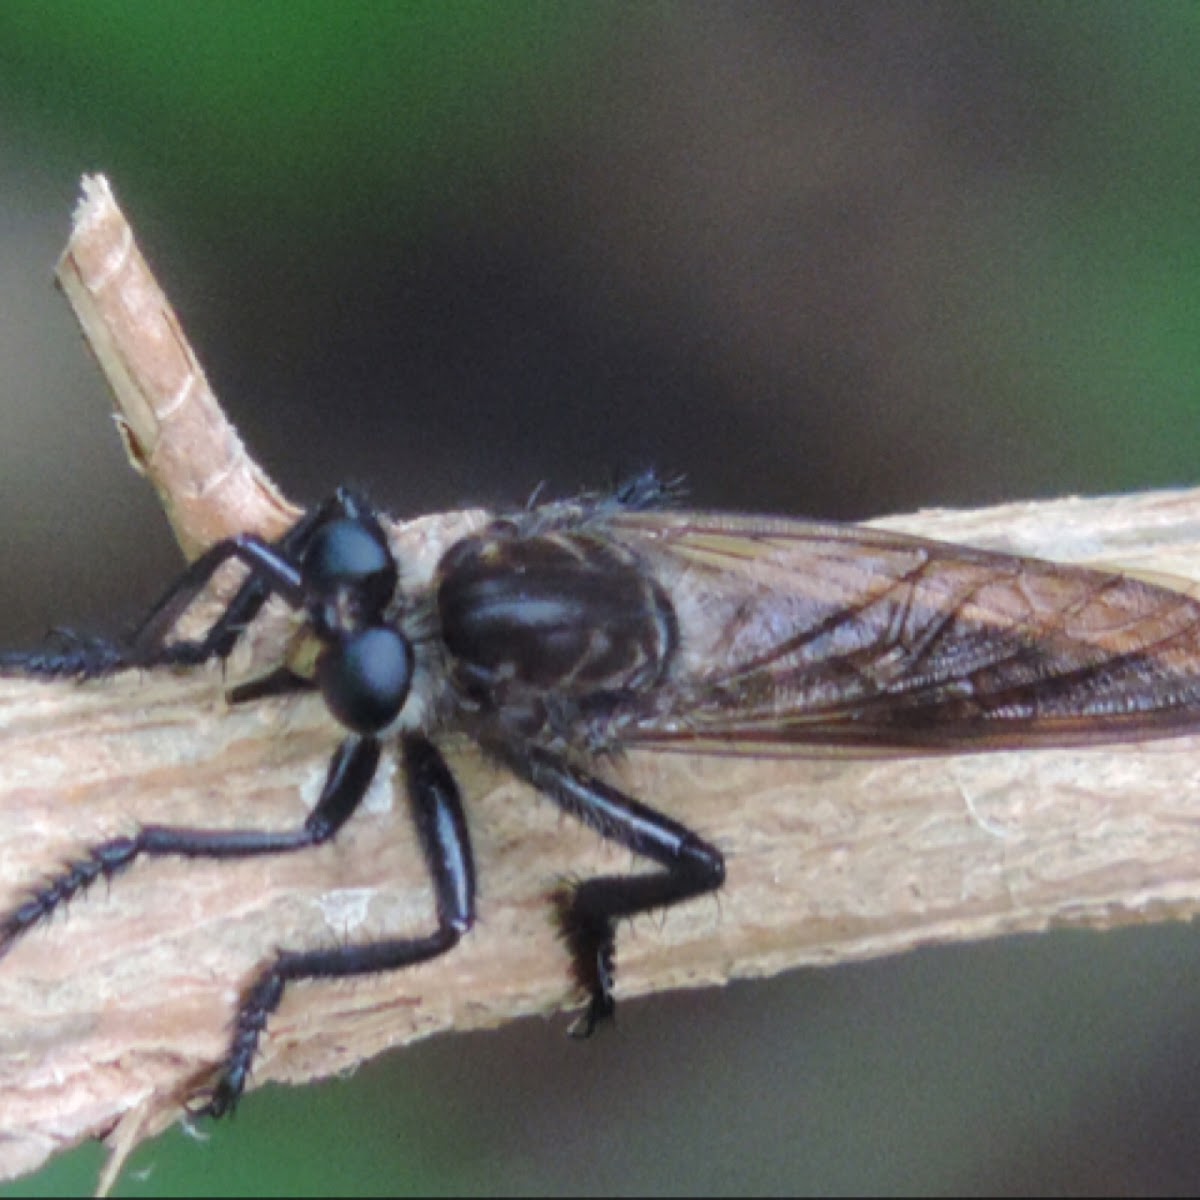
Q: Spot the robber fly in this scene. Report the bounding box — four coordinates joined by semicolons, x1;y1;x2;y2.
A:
5;470;1200;1115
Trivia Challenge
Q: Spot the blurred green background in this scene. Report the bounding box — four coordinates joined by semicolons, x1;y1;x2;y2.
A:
3;1;1200;1194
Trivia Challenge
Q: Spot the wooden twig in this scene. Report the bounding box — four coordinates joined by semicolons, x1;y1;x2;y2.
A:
55;175;299;556
5;176;1200;1185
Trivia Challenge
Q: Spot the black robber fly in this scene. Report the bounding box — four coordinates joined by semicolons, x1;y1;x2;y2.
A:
7;470;1200;1115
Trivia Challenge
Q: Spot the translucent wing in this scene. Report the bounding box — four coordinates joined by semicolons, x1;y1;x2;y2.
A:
605;510;1200;754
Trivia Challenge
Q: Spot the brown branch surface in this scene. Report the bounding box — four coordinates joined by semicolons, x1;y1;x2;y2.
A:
5;176;1200;1183
55;175;300;556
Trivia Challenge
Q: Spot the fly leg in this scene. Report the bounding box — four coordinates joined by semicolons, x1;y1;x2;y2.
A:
124;534;306;665
0;627;132;678
0;530;303;679
0;736;380;958
195;734;475;1116
0;488;371;680
132;489;366;670
500;744;725;1036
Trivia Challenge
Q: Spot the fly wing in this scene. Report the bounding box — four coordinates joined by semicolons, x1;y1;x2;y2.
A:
605;510;1200;753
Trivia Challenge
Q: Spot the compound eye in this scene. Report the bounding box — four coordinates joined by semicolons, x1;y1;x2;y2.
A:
317;627;413;733
304;518;398;614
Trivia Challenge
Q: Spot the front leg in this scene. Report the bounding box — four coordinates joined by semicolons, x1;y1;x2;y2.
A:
0;736;380;957
0;488;368;680
496;744;725;1035
0;530;303;680
127;487;382;666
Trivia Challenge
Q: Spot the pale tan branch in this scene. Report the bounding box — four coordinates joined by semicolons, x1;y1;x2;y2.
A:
55;174;299;556
4;176;1200;1184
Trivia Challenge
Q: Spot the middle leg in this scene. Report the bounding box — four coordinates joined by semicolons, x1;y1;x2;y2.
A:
195;734;477;1116
495;743;725;1036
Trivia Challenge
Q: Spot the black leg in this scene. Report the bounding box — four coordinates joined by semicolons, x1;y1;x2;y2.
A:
0;736;381;956
0;534;303;680
134;489;365;669
226;666;316;706
127;535;305;663
0;490;361;680
499;744;725;1036
0;628;131;679
196;734;476;1116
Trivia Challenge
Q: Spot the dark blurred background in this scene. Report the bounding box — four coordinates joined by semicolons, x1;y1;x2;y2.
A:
3;2;1200;1194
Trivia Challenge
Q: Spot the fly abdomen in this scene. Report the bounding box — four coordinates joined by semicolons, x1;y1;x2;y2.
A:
435;529;677;707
